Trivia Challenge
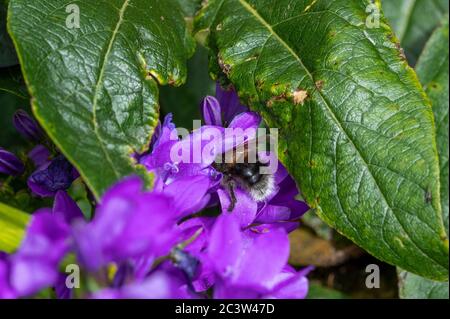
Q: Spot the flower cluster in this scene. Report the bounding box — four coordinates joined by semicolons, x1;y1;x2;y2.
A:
0;85;311;299
0;109;78;197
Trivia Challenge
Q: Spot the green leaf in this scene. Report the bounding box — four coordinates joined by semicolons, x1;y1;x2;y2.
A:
415;15;449;236
381;0;449;66
307;282;349;299
0;2;18;67
196;0;449;280
0;201;29;253
397;15;450;296
8;0;195;198
398;269;449;299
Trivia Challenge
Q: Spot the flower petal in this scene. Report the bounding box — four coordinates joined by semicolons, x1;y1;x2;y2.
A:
235;226;290;286
218;188;257;227
216;84;248;125
27;145;51;168
53;191;84;224
164;175;211;218
208;214;243;279
228;112;261;131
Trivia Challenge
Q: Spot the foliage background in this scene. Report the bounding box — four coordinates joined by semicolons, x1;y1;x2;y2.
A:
0;0;448;299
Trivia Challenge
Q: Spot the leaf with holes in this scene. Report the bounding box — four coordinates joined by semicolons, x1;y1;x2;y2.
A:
381;0;449;66
8;0;195;198
196;0;449;280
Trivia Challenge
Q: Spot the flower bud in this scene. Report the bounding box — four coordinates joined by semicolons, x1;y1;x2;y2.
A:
13;109;44;142
0;148;25;176
202;96;222;126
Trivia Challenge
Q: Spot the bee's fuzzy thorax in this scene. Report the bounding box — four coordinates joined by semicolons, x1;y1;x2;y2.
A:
247;173;275;202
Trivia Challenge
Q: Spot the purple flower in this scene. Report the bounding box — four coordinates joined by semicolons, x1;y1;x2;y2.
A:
8;209;71;297
93;267;193;299
0;147;24;176
0;192;82;298
28;155;78;197
13;109;44;142
72;176;210;272
206;214;310;299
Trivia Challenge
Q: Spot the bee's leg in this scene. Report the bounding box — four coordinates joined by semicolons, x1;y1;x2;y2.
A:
227;179;237;212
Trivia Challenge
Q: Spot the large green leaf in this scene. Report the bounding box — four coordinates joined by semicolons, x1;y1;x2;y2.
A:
398;269;449;299
0;201;29;253
397;15;450;298
415;15;449;236
381;0;449;66
8;0;195;198
196;0;448;280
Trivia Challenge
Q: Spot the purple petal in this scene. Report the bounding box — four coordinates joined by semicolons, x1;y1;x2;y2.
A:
17;210;70;263
10;210;70;296
154;113;177;150
208;214;243;279
74;177;181;270
0;257;15;299
28;145;51;168
53;191;84;224
202;96;223;126
266;266;313;299
96;176;143;209
228;111;261;131
93;270;191;299
269;174;309;218
55;274;72;299
274;161;289;185
163;175;211;219
235;226;290;286
218;188;257;227
10;257;59;297
213;281;260;299
216;84;248;125
255;204;292;224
